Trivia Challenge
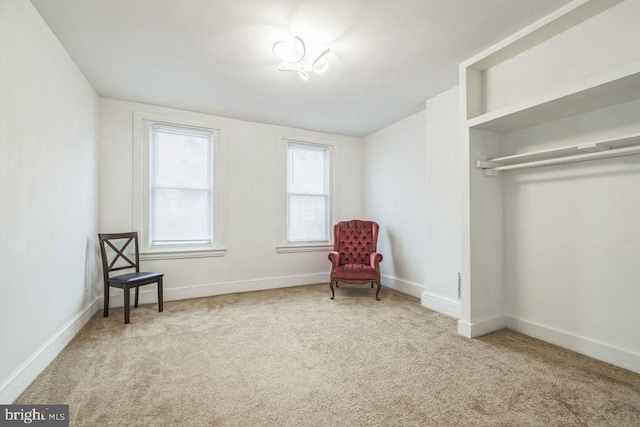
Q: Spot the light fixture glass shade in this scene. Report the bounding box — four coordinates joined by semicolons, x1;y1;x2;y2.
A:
312;57;329;73
272;36;305;63
311;48;330;73
273;36;329;80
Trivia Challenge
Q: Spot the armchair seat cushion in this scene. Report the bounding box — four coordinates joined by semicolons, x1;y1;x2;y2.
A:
332;263;378;281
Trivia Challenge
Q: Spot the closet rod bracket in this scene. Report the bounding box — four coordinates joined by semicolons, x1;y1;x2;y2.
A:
475;160;498;169
482;168;500;176
476;160;500;176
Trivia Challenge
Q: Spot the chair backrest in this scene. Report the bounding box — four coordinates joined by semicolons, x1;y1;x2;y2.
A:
98;232;140;283
333;220;379;265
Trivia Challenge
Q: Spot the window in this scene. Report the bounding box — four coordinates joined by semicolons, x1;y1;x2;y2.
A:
277;135;336;253
133;112;225;259
287;143;329;242
150;124;213;246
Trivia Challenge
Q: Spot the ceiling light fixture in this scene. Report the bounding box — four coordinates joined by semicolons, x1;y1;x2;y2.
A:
272;36;330;80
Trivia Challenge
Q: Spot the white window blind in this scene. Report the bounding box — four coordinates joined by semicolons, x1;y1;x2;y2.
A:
286;143;329;242
150;124;213;246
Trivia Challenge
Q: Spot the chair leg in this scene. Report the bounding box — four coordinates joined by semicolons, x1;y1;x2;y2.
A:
104;284;110;317
329;281;335;300
124;284;130;324
335;282;338;287
134;286;139;308
371;282;374;288
375;282;381;301
158;277;164;312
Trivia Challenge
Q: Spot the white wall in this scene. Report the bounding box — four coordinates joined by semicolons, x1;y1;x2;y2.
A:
363;111;426;298
422;87;462;317
99;98;363;305
0;0;99;402
483;0;640;113
462;0;640;370
503;99;640;365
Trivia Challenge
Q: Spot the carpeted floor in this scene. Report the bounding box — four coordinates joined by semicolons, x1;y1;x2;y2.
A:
16;284;640;426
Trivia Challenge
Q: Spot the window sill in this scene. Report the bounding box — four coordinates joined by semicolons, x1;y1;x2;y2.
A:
140;247;227;261
276;243;333;254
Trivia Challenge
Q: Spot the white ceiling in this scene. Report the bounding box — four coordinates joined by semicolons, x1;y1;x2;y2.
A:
31;0;571;137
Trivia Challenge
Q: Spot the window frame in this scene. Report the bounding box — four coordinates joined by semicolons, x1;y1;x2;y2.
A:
133;111;226;260
276;133;337;253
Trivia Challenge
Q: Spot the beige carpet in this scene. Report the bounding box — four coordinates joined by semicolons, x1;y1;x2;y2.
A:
16;284;640;426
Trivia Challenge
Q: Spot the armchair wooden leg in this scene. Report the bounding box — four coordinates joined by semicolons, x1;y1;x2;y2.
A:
330;281;335;300
134;287;139;308
158;277;164;312
104;284;110;317
371;282;373;288
375;282;381;301
124;284;130;324
335;282;338;287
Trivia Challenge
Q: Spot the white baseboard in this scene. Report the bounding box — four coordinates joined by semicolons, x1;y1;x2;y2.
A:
421;291;461;318
0;297;99;404
101;272;330;308
506;316;640;374
381;274;424;298
458;315;507;338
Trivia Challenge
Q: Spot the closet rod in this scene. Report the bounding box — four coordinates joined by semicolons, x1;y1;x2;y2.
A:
492;144;640;172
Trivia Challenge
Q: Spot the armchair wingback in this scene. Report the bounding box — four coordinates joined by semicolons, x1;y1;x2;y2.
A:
328;220;383;300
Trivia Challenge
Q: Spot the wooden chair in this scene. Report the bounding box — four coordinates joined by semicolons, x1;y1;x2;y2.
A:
98;232;163;324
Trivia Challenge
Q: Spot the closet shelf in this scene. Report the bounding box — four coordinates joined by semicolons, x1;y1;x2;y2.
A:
468;61;640;133
463;0;623;71
476;132;640;175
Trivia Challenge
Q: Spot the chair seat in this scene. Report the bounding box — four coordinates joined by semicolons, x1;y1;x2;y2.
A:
332;263;378;281
108;272;163;284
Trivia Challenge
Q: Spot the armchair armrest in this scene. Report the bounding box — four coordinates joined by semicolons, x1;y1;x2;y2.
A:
328;251;340;269
370;252;383;269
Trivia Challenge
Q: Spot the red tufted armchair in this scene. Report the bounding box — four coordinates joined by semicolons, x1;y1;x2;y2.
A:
328;220;383;300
